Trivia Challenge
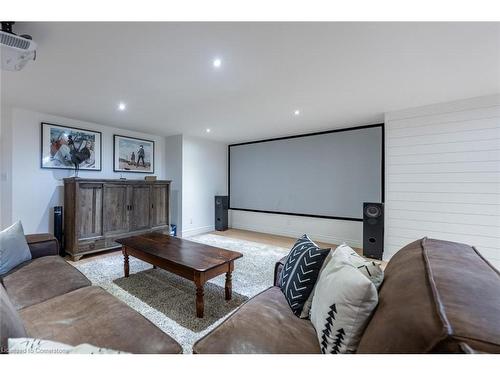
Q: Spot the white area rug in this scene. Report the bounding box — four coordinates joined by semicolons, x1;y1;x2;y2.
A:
73;233;289;353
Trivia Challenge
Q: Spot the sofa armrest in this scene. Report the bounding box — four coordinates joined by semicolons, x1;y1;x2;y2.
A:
25;234;59;259
273;256;288;287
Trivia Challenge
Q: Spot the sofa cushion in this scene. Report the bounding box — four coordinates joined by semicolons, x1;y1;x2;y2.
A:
25;234;59;259
357;238;500;353
0;284;27;353
193;286;320;354
19;286;182;354
280;235;330;317
334;244;384;288
0;221;32;275
310;247;378;354
1;256;91;310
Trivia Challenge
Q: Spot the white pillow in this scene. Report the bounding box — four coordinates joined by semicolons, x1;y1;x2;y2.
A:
8;338;126;354
335;244;384;289
300;244;383;319
0;221;32;275
310;247;378;354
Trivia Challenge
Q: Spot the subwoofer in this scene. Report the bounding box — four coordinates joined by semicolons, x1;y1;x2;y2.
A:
215;196;229;231
53;206;64;256
363;202;384;260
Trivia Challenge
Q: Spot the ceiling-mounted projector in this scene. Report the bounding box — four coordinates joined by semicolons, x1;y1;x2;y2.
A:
1;22;37;71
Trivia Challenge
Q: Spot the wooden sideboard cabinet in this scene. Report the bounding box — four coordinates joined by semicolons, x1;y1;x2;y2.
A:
63;177;170;261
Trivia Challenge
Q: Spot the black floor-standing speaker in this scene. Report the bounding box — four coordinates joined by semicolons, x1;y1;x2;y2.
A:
363;202;384;260
215;196;229;231
53;206;65;256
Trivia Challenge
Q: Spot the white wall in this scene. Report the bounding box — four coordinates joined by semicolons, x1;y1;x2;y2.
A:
3;107;167;234
385;94;500;269
181;136;227;237
230;210;362;248
164;134;183;234
0;105;13;230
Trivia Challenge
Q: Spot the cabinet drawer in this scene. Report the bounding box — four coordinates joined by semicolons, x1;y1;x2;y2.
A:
77;238;106;254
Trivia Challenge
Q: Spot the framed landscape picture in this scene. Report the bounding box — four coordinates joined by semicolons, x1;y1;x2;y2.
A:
114;135;155;173
40;122;102;170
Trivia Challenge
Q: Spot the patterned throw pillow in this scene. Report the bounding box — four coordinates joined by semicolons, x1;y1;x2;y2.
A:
310;247;379;354
280;235;330;317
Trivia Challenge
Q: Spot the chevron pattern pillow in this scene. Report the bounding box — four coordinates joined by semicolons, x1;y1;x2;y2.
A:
280;235;330;317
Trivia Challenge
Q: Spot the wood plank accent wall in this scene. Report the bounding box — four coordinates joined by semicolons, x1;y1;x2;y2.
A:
384;95;500;269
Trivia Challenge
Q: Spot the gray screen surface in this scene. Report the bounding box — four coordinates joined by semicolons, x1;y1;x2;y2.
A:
229;126;382;219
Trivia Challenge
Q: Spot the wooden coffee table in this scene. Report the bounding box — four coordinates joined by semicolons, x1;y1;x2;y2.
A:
115;232;243;318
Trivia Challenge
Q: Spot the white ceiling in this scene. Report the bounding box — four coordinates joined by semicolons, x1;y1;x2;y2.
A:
2;22;500;143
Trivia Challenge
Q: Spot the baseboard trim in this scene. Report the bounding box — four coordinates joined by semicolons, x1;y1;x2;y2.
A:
181;225;215;238
230;222;362;249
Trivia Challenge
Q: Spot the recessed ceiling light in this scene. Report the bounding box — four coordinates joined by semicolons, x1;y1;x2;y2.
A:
118;102;126;111
206;128;211;133
213;58;222;68
294;109;301;116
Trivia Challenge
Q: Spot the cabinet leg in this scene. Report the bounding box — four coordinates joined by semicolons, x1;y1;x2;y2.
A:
123;248;129;277
71;255;83;262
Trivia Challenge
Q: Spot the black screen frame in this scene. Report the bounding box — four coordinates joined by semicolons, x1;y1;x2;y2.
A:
227;123;385;222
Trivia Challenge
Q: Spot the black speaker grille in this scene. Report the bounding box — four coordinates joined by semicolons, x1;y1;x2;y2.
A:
363;202;384;260
365;205;382;218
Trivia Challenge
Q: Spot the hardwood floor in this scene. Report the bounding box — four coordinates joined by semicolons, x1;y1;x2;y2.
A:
213;228;318;248
212;228;359;252
211;228;386;268
69;228;384;267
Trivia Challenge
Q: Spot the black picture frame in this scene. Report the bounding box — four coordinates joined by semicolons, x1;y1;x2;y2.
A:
40;122;102;171
113;134;155;174
227;123;385;222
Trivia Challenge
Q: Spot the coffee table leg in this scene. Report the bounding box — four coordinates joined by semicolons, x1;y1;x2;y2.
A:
195;282;205;318
225;271;232;300
123;248;129;278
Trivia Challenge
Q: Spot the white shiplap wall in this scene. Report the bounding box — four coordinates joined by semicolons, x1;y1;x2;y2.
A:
384;95;500;270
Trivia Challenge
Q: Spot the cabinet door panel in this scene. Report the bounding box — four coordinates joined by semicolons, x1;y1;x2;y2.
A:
130;185;151;231
77;184;103;239
103;184;129;234
152;184;169;227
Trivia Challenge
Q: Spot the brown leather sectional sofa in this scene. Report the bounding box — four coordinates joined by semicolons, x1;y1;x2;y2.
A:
3;234;499;354
193;238;500;353
1;234;182;354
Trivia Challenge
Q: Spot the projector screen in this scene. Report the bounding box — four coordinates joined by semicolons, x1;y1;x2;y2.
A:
229;124;383;220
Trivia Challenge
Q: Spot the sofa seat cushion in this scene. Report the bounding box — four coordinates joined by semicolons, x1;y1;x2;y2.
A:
357;238;500;354
1;284;27;353
193;286;320;354
19;286;182;354
1;256;91;310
